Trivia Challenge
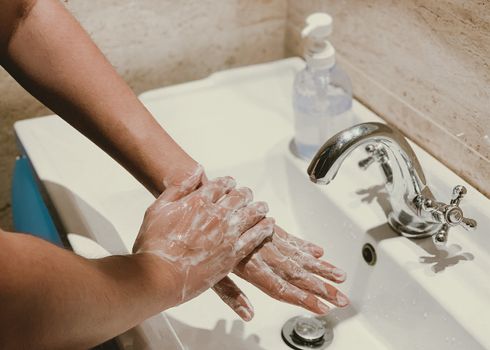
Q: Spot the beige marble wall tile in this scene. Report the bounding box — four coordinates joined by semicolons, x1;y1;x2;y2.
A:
286;0;490;198
0;0;287;230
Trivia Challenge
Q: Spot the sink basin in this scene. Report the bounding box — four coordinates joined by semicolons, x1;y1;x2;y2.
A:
14;58;490;349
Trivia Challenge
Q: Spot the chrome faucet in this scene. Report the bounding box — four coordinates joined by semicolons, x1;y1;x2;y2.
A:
307;122;477;245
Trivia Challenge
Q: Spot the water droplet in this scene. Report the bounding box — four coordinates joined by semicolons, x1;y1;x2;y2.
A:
423;312;428;319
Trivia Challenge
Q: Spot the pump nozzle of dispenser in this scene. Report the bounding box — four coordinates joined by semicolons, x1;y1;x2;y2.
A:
301;13;333;39
301;13;335;69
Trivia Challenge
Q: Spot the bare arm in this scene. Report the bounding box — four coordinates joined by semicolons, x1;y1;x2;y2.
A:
0;4;203;345
0;173;272;349
0;229;174;349
0;0;196;196
0;0;348;345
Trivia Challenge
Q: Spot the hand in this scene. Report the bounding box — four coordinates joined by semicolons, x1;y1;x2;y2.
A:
214;224;349;319
132;165;275;306
234;225;349;314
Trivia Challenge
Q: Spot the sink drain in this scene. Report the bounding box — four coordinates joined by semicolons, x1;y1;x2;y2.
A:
282;315;333;349
362;243;377;266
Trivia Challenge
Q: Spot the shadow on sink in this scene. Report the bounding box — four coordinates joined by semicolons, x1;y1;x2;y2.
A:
365;223;399;242
357;183;475;275
168;316;266;350
356;184;392;217
415;239;474;275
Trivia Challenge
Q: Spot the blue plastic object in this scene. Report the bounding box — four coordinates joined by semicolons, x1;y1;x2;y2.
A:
11;156;63;246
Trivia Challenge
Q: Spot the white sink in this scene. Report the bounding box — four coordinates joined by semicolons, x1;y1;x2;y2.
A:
15;58;490;349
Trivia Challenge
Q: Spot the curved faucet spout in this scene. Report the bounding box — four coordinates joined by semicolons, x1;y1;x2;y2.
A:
308;122;439;238
306;122;477;243
307;122;426;189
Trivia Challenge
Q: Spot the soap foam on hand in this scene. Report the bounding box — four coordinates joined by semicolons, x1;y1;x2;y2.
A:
132;165;274;307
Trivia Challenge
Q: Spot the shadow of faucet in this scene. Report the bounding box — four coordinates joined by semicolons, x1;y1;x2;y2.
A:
366;221;474;274
365;222;400;243
357;184;392;218
414;237;474;274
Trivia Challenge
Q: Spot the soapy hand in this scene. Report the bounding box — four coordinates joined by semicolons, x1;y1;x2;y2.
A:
234;225;349;314
204;182;349;319
213;225;349;320
132;165;275;305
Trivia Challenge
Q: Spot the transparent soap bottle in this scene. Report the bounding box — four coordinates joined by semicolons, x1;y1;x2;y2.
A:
293;13;354;159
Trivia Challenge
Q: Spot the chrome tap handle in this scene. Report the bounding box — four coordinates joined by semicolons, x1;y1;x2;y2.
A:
433;224;449;247
444;186;477;231
460;217;478;231
420;185;476;230
450;185;466;206
417;185;477;245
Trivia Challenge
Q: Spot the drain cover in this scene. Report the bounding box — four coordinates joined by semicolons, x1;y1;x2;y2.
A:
282;315;333;349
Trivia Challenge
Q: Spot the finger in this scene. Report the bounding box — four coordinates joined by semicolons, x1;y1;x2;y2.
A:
262;243;349;307
234;254;330;315
157;165;204;203
212;276;254;322
217;187;253;211
229;202;269;233
300;255;347;283
234;218;275;261
274;225;324;258
194;176;236;203
272;234;346;283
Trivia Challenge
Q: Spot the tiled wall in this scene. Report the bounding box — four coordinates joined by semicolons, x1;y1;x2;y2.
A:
286;0;490;198
0;0;287;229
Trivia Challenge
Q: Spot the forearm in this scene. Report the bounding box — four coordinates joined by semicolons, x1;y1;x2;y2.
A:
0;0;195;196
0;231;175;349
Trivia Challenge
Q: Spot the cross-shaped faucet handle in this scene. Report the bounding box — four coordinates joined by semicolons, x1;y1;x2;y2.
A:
420;185;477;245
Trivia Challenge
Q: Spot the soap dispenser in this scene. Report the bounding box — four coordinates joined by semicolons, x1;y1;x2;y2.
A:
293;12;354;159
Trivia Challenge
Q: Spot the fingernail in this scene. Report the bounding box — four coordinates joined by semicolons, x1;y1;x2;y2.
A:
336;292;350;307
332;268;347;282
311;246;324;257
237;306;253;321
239;187;254;202
222;176;236;189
